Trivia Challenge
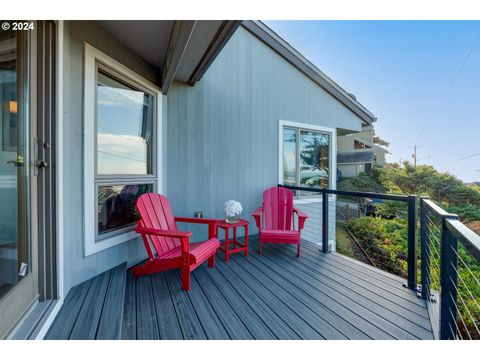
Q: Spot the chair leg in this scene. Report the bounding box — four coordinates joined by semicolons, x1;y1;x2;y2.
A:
181;266;191;291
208;254;215;268
259;241;262;256
297;243;301;257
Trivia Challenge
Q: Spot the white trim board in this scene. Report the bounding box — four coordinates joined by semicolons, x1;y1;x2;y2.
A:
83;42;163;256
56;20;65;300
278;119;337;190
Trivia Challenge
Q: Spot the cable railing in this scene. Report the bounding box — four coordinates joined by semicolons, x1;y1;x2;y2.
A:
337;198;411;278
279;184;480;340
279;184;418;289
421;197;480;340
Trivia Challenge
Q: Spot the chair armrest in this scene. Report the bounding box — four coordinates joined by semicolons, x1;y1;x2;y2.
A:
252;207;263;229
293;208;308;231
134;226;192;254
134;227;192;239
174;217;219;240
174;217;219;225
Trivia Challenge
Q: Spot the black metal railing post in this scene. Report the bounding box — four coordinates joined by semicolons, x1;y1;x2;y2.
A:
439;215;459;340
407;195;418;290
322;188;329;253
420;197;430;299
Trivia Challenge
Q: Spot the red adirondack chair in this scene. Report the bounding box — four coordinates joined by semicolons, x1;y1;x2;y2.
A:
252;187;308;257
133;193;220;291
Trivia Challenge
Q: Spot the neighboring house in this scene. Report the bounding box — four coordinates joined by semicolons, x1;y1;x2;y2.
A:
0;20;377;338
337;127;390;178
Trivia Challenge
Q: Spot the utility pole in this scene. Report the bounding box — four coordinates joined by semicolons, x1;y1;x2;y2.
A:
409;145;424;169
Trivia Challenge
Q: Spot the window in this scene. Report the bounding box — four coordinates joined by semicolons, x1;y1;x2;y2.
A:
280;120;336;195
97;183;153;236
96;70;154;175
95;68;156;240
354;139;371;149
84;43;162;255
364;163;372;176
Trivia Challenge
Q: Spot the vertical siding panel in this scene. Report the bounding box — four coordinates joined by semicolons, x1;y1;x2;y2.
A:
167;27;354;246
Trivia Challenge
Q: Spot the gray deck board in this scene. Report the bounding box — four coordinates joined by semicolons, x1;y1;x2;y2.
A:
274;245;429;322
255;249;405;339
262;244;432;339
296;243;429;313
181;271;230;339
150;272;184;339
199;265;278;340
216;258;324;339
192;268;254;340
69;270;111;339
121;268;136;339
213;259;301;339
46;236;433;340
45;280;91;339
96;263;127;339
233;252;375;339
270;243;433;333
135;275;160;339
164;270;207;340
229;254;350;339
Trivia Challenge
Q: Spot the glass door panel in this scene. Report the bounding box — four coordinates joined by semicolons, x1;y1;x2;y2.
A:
0;28;36;338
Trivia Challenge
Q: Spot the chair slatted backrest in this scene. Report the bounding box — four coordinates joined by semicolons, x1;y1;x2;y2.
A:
262;187;294;230
136;193;181;258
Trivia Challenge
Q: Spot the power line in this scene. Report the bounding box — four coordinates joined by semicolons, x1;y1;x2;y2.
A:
439;34;480;103
414;127;425;144
98;150;146;163
409;34;480;157
441;152;480;165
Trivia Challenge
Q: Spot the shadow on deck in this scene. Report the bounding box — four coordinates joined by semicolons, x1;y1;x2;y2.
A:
46;237;433;340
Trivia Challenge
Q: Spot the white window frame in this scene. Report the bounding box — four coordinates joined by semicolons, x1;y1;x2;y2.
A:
83;43;163;256
278;119;337;203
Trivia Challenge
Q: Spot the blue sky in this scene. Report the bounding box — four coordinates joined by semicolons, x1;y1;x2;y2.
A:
264;21;480;182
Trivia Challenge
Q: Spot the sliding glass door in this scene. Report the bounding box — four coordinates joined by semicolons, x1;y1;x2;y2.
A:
0;28;38;338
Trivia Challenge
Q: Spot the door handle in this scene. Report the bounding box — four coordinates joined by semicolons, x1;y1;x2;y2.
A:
6;156;24;167
36;160;48;168
34;138;49;175
6;160;24;167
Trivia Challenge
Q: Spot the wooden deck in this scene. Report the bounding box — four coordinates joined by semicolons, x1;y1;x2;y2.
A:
46;237;433;340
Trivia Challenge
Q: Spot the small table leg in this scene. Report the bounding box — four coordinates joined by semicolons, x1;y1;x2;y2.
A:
233;227;237;249
224;228;229;263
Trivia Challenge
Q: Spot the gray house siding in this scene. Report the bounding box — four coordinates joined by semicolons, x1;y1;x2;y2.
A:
166;27;365;244
60;24;368;296
61;21;158;294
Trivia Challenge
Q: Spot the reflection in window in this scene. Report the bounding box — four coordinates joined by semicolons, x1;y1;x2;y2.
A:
98;183;153;236
300;130;330;188
97;71;153;175
282;126;330;190
283;127;297;186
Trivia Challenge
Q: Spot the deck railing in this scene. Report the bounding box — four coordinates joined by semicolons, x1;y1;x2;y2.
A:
279;184;480;340
420;197;480;340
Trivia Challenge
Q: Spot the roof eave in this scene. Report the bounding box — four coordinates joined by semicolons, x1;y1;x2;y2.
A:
241;20;377;125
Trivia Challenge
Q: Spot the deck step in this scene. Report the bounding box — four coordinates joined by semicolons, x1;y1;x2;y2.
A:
45;262;127;340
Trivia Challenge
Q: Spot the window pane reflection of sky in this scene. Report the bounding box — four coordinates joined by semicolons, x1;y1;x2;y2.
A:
283;127;297;186
97;71;153;175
